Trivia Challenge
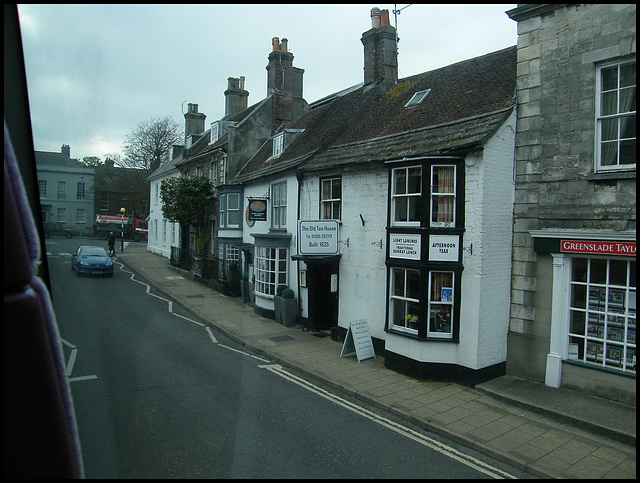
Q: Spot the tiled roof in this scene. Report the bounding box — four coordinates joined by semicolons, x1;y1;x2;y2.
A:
234;45;517;183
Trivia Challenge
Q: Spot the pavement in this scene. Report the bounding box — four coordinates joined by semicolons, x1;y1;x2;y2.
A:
116;249;636;479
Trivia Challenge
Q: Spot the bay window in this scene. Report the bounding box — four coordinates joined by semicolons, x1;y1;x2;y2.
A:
428;271;455;338
255;247;288;297
431;165;456;228
391;166;421;225
389;268;421;333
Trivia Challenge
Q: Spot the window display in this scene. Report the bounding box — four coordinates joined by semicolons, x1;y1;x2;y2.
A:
568;257;636;373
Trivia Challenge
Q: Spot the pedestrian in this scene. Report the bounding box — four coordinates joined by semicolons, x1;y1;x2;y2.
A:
108;231;116;257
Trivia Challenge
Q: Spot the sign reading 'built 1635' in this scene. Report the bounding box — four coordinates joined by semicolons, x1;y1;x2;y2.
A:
299;220;339;255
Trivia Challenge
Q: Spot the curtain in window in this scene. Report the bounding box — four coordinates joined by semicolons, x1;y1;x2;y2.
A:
434;166;454;224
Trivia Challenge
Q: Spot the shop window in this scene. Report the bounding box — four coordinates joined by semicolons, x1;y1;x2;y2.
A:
428;271;455;339
595;59;636;171
430;165;456;228
568;257;636;373
389;268;421;333
321;176;341;220
391;166;421;225
255;247;288;297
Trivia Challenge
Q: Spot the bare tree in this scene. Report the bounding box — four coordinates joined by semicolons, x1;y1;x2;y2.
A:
123;116;184;172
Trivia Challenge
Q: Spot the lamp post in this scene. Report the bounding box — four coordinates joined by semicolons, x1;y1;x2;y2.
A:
120;207;125;252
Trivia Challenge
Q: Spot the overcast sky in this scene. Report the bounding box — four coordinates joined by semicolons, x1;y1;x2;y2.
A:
17;4;517;163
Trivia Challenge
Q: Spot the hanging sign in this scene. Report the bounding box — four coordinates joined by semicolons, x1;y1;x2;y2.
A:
248;198;267;222
299;220;339;255
389;234;421;260
340;319;376;362
429;235;460;262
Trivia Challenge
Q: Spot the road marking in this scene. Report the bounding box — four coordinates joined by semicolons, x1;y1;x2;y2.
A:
206;327;218;344
68;375;98;383
259;364;517;479
168;301;204;326
60;338;97;382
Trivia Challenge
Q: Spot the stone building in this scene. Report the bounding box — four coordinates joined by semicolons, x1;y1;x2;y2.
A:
34;145;95;236
506;4;636;404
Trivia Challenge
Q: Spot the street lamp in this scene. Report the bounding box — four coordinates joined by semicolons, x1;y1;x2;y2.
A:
120;207;126;252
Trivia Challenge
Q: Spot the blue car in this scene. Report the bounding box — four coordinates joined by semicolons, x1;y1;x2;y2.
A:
71;246;114;277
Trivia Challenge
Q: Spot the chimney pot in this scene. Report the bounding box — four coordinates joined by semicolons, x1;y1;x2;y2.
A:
240;76;245;90
280;38;288;52
371;7;381;28
380;9;390;26
272;37;280;51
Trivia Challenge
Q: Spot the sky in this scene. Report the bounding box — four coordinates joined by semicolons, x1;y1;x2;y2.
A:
17;4;517;163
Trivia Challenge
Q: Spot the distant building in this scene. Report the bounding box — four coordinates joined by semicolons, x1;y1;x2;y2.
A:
94;158;150;222
506;4;636;404
35;144;95;236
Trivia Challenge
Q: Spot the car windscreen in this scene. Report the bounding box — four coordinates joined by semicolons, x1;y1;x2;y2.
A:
80;248;107;257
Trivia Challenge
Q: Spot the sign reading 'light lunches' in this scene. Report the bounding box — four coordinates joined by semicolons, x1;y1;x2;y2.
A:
390;234;421;260
299;220;339;255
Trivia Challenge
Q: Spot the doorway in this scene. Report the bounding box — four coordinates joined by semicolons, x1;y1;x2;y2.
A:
306;260;339;331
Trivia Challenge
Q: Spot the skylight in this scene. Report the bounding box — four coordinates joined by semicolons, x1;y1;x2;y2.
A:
405;89;432;108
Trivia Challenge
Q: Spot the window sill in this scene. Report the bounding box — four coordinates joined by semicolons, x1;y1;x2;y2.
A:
386;327;458;342
589;170;636;181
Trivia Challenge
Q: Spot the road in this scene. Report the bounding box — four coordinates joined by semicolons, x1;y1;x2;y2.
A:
45;237;532;478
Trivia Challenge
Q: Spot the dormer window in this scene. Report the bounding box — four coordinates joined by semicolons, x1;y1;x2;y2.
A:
405;89;432;108
273;133;284;158
210;122;219;144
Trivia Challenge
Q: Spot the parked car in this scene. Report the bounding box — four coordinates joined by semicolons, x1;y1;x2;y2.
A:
43;222;75;238
71;246;114;277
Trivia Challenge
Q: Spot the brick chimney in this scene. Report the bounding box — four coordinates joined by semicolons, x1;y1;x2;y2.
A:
361;7;398;86
225;76;249;117
267;37;295;132
184;103;206;138
61;144;71;158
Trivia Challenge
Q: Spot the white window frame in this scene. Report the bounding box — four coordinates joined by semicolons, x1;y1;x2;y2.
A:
273;133;284;158
271;182;287;229
320;176;342;220
594;59;636;172
430;165;456;228
427;271;455;339
568;256;636;373
391;166;421;226
254;246;288;297
57;181;66;200
76;209;85;224
405;88;432;108
389;267;421;335
39;179;47;198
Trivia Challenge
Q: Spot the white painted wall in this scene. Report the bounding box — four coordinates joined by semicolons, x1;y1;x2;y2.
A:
147;175;181;259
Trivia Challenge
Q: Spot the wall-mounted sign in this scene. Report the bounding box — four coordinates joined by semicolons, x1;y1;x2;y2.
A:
247;198;267;222
299;220;339;255
429;235;459;262
389;234;421;260
560;240;636;256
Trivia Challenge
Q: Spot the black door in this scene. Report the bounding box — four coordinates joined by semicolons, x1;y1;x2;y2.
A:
307;261;338;331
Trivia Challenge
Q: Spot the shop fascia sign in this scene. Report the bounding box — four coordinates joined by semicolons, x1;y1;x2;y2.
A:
299;220;339;255
560;240;636;256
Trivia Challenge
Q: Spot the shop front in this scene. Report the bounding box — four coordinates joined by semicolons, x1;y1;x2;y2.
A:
531;230;636;403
